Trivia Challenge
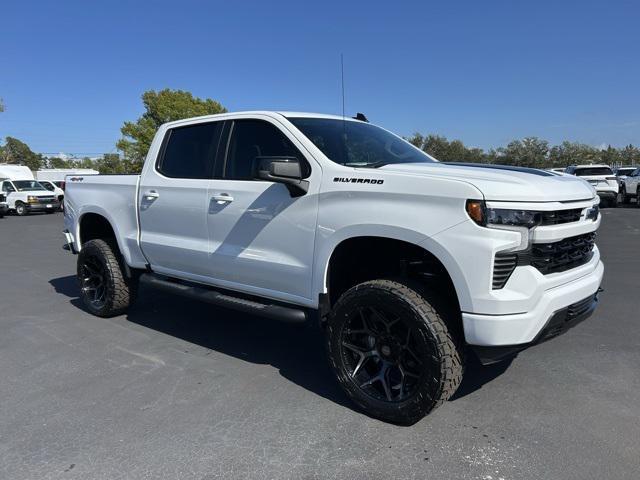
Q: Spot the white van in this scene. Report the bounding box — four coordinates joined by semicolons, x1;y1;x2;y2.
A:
0;165;60;215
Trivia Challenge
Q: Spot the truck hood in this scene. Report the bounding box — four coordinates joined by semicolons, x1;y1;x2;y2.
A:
378;162;597;202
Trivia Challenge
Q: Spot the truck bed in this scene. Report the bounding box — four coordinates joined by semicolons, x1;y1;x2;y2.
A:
63;174;148;268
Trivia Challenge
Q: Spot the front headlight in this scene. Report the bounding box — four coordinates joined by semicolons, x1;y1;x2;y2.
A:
466;200;536;251
466;200;541;228
27;195;39;203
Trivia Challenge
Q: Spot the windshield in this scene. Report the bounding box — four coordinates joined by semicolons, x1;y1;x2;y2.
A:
288;117;437;167
574;167;613;176
13;180;47;191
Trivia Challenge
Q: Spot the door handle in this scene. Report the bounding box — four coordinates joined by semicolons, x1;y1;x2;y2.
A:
212;193;234;203
143;190;159;200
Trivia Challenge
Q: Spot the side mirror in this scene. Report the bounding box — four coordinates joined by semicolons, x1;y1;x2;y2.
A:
253;156;309;196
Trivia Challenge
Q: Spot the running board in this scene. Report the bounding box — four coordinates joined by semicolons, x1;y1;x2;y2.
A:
139;273;308;324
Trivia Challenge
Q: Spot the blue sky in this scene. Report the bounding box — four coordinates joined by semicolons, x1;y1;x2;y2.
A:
1;0;638;156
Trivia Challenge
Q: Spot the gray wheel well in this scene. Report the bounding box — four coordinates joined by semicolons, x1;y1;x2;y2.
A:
325;236;462;335
79;213;116;246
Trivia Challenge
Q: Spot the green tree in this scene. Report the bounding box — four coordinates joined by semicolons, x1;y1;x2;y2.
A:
117;89;227;169
497;137;549;167
549;141;599;167
0;98;4;112
48;157;67;168
618;144;640;165
78;157;96;169
407;133;487;163
95;153;126;174
0;136;42;171
599;145;621;166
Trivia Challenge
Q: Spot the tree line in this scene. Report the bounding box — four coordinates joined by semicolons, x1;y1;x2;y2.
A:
407;134;640;168
1;89;639;174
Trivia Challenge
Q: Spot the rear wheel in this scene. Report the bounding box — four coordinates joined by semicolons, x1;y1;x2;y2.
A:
621;186;630;204
77;239;137;317
326;279;463;425
15;202;28;216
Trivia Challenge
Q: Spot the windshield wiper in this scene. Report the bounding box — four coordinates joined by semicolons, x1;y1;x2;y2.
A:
359;161;390;169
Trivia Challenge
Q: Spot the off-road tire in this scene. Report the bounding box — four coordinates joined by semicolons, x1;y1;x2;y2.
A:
15;202;27;216
77;239;137;317
326;279;464;425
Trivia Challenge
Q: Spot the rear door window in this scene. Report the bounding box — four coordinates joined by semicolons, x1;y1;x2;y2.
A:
158;122;223;179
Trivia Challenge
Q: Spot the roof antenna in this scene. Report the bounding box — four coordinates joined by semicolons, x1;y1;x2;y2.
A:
341;53;346;120
340;54;348;163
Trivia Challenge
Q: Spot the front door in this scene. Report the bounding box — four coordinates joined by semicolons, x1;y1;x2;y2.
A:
206;118;320;304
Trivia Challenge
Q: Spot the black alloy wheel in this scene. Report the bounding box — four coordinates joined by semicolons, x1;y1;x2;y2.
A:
79;254;108;310
327;279;463;425
340;305;425;402
76;239;137;317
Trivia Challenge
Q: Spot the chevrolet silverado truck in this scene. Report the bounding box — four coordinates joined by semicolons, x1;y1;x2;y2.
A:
63;112;603;424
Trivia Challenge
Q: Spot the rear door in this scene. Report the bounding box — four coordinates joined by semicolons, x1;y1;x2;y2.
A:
139;120;224;278
205;117;320;303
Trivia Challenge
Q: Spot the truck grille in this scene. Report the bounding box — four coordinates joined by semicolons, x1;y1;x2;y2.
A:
36;196;55;203
531;232;596;274
539;208;583;225
492;232;597;289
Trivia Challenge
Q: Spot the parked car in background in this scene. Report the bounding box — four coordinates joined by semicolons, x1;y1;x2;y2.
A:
0;164;34;181
565;164;619;207
0;178;60;215
38;180;65;209
620;167;640;205
36;168;99;188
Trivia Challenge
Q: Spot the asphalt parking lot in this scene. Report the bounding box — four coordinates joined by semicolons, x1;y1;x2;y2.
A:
1;208;639;480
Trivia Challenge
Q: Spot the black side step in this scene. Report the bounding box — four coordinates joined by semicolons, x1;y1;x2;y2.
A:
139;273;308;324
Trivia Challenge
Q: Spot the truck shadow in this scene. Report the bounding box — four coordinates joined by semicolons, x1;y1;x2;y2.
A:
50;275;510;413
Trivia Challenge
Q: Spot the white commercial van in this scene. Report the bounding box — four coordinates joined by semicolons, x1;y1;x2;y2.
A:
0;164;60;215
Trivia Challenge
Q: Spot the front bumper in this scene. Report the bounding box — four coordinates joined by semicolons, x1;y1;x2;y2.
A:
463;258;603;347
472;290;600;364
26;201;60;212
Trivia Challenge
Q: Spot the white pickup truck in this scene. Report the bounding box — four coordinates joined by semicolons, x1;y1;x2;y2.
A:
63;111;603;424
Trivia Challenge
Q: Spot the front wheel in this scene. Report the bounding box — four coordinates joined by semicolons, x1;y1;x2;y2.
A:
326;279;464;425
15;202;28;216
77;239;137;317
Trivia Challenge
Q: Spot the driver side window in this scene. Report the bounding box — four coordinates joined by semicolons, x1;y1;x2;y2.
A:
222;120;308;180
2;182;15;193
